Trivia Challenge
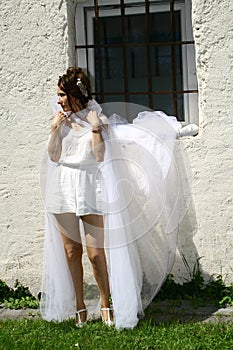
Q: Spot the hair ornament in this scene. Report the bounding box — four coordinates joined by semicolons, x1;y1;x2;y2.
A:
77;78;88;97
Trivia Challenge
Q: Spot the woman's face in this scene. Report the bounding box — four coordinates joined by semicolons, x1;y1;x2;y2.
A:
57;87;71;112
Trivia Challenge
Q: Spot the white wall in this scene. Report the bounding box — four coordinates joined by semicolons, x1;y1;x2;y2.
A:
172;0;233;283
0;0;77;294
0;0;232;295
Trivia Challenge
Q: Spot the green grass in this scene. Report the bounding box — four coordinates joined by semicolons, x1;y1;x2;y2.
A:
1;265;233;349
0;318;233;350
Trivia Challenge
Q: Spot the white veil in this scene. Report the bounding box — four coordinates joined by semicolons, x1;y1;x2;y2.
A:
40;99;189;329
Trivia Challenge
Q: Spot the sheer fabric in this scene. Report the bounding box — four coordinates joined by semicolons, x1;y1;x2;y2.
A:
40;100;187;329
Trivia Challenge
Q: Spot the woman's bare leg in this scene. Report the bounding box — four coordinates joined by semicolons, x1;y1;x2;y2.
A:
81;214;113;321
54;213;87;322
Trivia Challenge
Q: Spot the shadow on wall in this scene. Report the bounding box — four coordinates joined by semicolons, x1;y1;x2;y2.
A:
171;141;210;284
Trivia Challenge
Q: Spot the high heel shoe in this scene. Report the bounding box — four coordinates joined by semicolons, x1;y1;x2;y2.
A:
75;308;87;328
100;307;114;327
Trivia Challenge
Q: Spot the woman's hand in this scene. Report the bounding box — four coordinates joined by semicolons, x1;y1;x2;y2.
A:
87;111;101;128
51;111;67;132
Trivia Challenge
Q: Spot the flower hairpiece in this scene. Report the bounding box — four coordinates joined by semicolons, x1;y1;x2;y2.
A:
77;78;88;97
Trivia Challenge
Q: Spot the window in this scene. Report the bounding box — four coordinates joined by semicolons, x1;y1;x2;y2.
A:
75;0;198;124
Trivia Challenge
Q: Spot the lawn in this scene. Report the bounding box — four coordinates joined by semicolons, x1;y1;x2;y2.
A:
0;318;233;350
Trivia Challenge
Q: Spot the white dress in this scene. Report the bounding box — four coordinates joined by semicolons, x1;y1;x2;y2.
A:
40;100;190;330
45;121;104;216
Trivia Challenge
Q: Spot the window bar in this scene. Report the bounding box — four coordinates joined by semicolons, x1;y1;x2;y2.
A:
120;0;129;103
145;0;153;109
103;21;110;79
100;89;197;96
127;15;135;78
170;0;178;117
94;0;104;102
84;8;89;78
76;40;195;50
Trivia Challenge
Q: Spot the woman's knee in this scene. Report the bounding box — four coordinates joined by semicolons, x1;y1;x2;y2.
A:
87;248;105;266
64;243;83;262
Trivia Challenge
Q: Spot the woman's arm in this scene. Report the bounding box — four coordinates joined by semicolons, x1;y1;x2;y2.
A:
87;111;106;162
47;112;67;162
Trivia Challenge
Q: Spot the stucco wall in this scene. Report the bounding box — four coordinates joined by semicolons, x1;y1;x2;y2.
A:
171;0;233;283
0;0;78;294
182;0;233;282
0;0;232;296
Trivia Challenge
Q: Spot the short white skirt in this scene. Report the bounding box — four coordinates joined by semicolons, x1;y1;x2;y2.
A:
45;163;103;216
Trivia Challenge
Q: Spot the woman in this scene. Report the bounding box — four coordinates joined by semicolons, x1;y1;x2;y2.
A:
41;67;190;330
42;67;113;327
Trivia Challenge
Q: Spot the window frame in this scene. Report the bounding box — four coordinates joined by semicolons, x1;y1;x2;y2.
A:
75;0;198;124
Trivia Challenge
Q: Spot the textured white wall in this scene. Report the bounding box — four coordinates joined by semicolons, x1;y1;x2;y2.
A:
172;0;233;283
0;0;78;294
0;0;232;296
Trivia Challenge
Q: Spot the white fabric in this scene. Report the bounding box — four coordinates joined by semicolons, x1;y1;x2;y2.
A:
45;129;103;215
40;99;188;329
40;157;76;321
45;102;109;216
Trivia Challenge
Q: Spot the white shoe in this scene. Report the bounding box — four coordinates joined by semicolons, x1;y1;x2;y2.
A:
178;124;199;137
101;307;114;327
75;308;87;328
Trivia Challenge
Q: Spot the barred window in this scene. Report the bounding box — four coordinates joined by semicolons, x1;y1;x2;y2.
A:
75;0;198;123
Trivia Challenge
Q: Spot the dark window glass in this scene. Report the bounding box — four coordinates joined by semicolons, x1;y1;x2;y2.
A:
94;10;184;118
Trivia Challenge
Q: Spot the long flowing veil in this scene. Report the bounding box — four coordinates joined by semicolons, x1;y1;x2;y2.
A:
40;99;190;329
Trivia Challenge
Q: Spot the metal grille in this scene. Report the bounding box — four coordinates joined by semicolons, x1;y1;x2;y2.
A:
75;0;198;121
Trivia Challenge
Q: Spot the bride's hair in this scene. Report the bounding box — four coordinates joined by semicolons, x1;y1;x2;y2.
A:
58;67;92;111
